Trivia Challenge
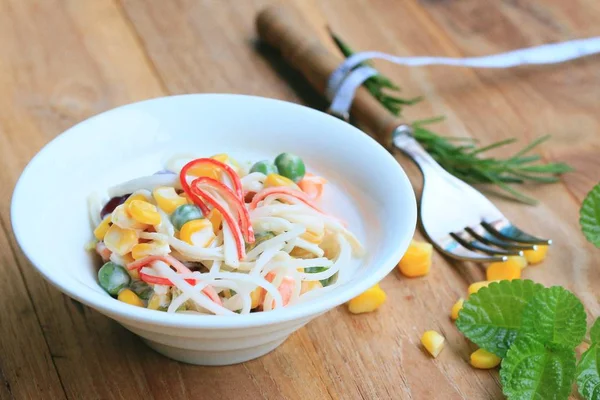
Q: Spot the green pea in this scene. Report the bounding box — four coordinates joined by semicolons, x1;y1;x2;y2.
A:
246;231;275;252
171;204;204;231
305;266;337;287
274;153;305;183
98;262;131;296
129;280;153;300
250;160;278;175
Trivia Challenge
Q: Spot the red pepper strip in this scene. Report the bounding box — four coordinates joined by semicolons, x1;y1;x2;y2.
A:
138;272;222;305
179;158;243;210
250;186;325;213
189;184;246;260
139;271;196;286
179;164;210;215
127;254;191;272
192;177;255;243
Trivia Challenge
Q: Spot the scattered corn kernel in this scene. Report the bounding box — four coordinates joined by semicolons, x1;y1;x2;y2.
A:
300;280;323;294
523;245;549;265
347;284;387;314
451;298;464;320
131;240;170;260
470;348;501;369
486;257;523;281
127;200;161;225
103;224;138;256
264;173;299;189
398;239;433;277
124;193;149;205
180;219;215;247
468;280;500;296
117;289;144;307
153;186;188;214
93;215;112;240
421;330;445;358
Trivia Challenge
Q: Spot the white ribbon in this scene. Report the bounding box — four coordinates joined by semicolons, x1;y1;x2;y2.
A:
327;37;600;118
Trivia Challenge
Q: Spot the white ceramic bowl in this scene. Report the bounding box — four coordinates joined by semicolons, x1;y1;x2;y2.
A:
11;94;416;365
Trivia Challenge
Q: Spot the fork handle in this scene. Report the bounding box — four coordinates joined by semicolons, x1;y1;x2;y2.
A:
256;5;403;146
393;125;454;178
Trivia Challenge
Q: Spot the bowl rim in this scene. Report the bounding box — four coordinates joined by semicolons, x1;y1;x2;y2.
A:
11;93;417;330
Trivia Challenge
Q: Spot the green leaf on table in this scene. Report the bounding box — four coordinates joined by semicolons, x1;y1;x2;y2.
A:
501;335;576;400
520;286;587;348
456;280;544;357
577;342;600;400
591;318;600;344
580;183;600;248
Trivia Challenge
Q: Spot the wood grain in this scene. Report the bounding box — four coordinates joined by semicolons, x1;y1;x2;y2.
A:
1;0;599;399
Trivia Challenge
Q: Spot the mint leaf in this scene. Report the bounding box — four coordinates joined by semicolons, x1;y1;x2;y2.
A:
501;336;576;400
577;343;600;400
456;280;544;357
521;286;586;348
580;183;600;248
591;318;600;344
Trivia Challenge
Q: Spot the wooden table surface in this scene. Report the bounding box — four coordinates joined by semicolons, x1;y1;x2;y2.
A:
2;1;600;399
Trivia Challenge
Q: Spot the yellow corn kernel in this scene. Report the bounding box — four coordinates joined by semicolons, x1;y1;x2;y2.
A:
347;284;387;314
117;289;144;307
300;280;323;295
131;240;170;260
250;287;264;309
187;156;228;179
152;186;187;214
127;200;161;225
486;257;523;281
207;209;222;234
451;298;464;320
398;239;433;278
124;193;148;205
103;224;138;256
264;173;299;189
470;348;501;369
93;215;112;240
468;280;500;296
301;230;324;244
523;245;549;265
421;330;445;358
110;204;147;230
180;219;215;246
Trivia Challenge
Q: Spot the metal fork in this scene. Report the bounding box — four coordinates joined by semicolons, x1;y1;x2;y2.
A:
393;125;551;262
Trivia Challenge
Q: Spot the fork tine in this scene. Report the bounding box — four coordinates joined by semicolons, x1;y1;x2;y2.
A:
435;237;507;263
481;221;552;246
464;227;536;251
450;232;523;256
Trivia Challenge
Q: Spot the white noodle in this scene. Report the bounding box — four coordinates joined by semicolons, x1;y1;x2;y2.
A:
151;261;234;315
108;174;180;198
241;172;266;193
140;232;223;260
249;244;284;275
244;225;305;261
252;217;294;233
292;237;325;257
87;191;105;227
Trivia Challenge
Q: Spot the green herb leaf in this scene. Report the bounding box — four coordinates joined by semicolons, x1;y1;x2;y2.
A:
330;33;573;205
580;183;600;248
520;286;587;348
456;280;544;357
577;342;600;400
591;318;600;344
501;335;576;400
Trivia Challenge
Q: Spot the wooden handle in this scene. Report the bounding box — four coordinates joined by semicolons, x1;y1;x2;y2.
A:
256;5;402;146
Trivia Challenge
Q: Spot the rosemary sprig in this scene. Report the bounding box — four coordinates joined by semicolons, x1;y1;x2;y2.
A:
330;33;572;204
